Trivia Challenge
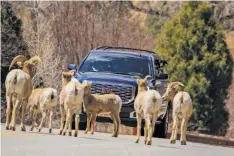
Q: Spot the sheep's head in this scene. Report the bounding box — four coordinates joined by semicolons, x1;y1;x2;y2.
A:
82;80;92;95
9;55;42;72
162;82;184;101
134;75;151;92
62;70;75;83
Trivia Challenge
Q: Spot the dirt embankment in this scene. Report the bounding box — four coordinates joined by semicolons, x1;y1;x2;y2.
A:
225;31;234;138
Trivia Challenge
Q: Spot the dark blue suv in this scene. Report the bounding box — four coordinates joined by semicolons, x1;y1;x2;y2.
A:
68;46;170;138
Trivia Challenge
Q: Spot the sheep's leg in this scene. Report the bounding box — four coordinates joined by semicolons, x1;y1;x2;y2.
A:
62;109;71;136
5;95;12;130
49;110;54;133
29;107;34;131
84;113;91;134
145;114;153;145
20;100;27;131
135;114;142;143
38;110;46;132
110;113;117;137
170;116;178;144
112;113;120;137
180;118;188;145
67;110;73;136
59;104;65;135
10;97;21;131
144;124;148;144
90;113;97;135
74;113;80;137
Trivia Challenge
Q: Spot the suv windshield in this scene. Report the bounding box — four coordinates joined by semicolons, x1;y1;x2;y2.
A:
79;52;152;78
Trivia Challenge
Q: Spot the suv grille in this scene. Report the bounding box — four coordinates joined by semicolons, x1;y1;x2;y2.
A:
91;82;135;105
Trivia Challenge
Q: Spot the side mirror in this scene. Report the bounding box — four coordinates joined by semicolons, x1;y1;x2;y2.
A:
67;64;78;71
157;73;168;79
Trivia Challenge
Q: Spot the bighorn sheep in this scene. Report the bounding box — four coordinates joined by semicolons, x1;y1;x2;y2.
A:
5;55;41;131
59;70;85;137
162;82;193;145
82;81;122;137
134;75;162;145
28;88;58;133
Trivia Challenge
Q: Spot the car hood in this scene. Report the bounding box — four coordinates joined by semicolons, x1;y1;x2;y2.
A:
75;72;138;86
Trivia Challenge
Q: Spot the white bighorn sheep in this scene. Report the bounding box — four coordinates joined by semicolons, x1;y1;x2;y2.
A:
162;82;193;145
59;70;85;137
28;88;58;133
134;75;162;145
82;81;122;137
5;55;41;131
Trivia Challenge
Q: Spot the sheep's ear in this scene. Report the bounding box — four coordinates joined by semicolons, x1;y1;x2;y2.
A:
136;79;140;84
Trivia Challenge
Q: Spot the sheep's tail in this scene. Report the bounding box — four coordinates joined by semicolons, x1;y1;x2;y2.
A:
51;90;54;100
152;95;157;103
116;95;122;113
13;71;18;85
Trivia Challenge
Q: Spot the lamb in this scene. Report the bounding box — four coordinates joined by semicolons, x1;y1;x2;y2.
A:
82;81;122;137
162;82;193;145
134;75;162;145
5;55;41;131
28;87;58;133
59;70;85;137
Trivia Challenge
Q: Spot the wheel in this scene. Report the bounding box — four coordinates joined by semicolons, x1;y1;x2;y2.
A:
154;110;169;138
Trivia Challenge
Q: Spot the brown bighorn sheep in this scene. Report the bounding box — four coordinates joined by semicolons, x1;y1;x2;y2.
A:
59;70;85;137
28;88;58;133
134;75;162;145
82;81;122;137
5;55;41;131
162;82;193;145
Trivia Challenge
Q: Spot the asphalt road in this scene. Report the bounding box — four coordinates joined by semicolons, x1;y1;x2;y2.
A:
1;124;234;156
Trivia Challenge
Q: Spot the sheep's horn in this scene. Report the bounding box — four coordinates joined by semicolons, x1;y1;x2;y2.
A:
28;56;42;65
177;82;184;87
170;82;184;87
133;75;141;79
144;75;151;80
9;55;28;70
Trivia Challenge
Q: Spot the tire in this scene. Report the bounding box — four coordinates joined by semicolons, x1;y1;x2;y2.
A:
154;111;169;138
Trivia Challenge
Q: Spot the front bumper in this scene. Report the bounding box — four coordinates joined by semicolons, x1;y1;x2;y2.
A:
79;101;168;127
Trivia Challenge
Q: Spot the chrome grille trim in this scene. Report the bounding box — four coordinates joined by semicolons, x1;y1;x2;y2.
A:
90;81;135;105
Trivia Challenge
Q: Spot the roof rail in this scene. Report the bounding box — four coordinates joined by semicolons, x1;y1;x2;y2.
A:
94;46;155;54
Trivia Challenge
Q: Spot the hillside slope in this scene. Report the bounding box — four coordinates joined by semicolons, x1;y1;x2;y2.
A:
225;31;234;138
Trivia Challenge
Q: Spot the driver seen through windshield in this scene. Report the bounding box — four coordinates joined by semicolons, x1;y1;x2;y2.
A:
79;52;152;78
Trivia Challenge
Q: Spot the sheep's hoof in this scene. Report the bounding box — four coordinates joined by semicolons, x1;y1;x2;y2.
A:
135;139;139;143
181;141;186;145
49;129;52;133
146;140;152;145
62;132;66;136
112;134;117;137
84;131;88;134
91;132;94;135
38;129;41;132
21;127;26;132
6;126;10;130
10;126;16;131
74;133;78;137
144;140;147;144
170;140;176;144
68;132;72;136
58;130;62;135
30;127;34;131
